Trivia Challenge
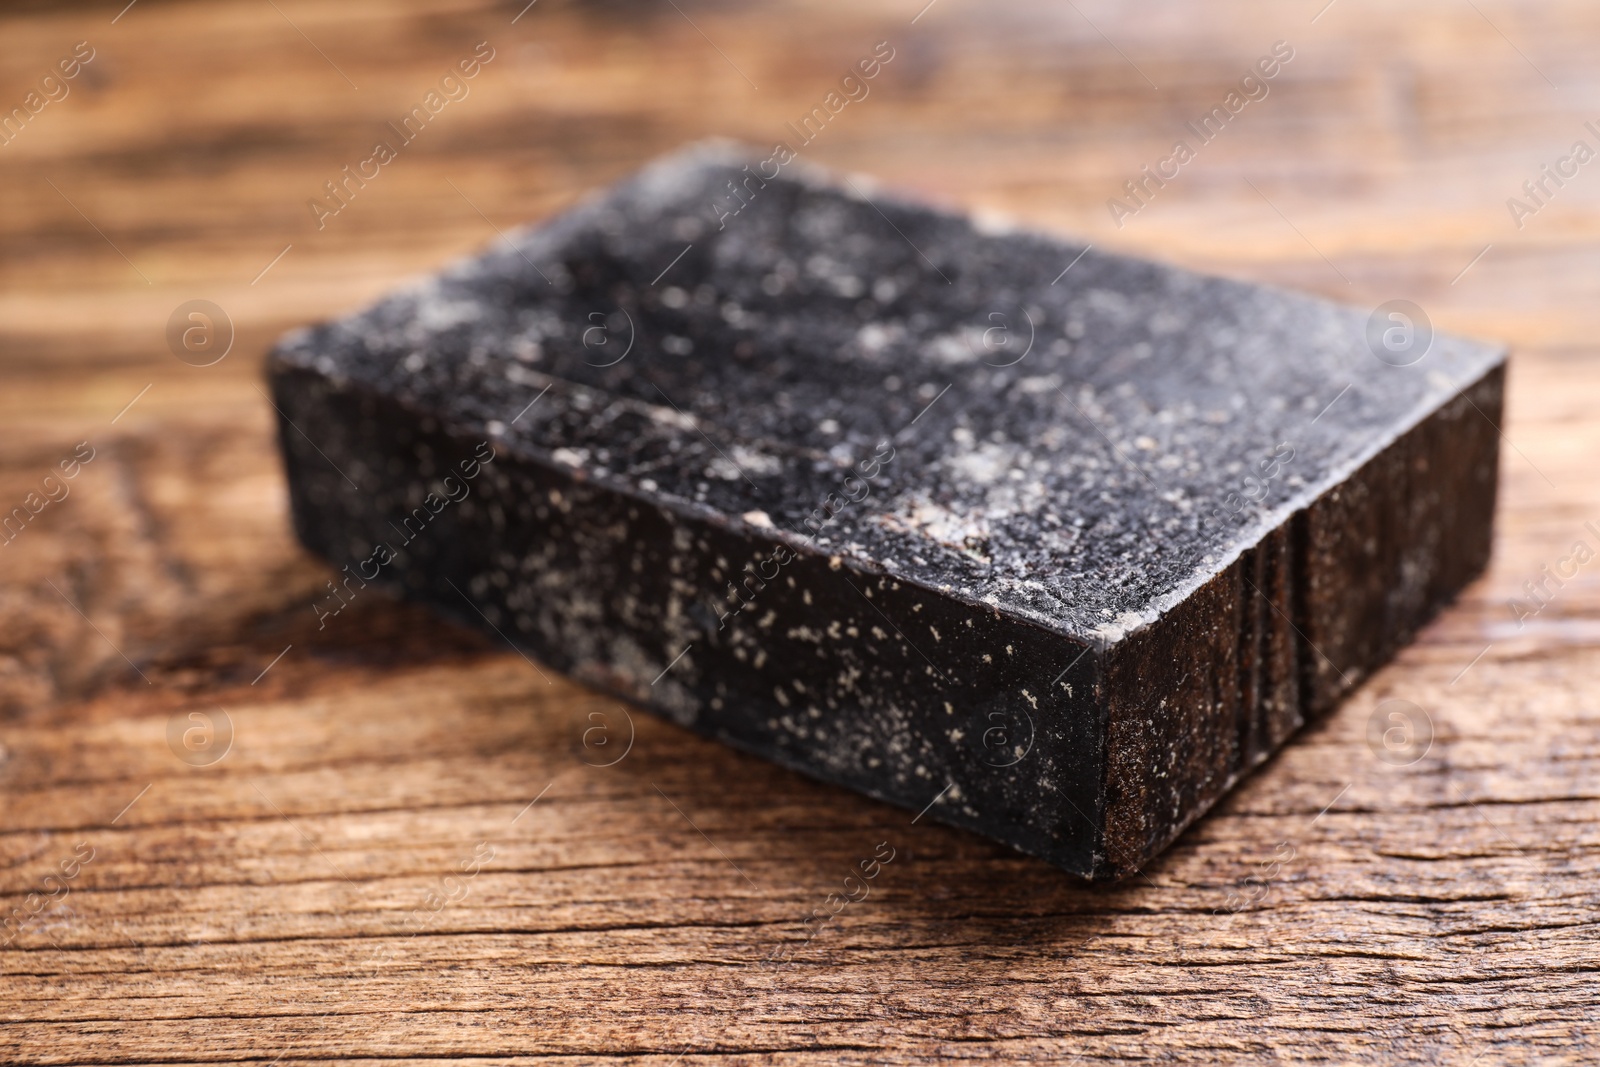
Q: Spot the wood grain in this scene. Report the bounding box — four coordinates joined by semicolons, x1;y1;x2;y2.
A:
3;0;1599;1063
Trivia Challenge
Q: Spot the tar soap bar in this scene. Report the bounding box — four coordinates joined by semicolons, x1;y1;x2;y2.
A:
268;143;1504;879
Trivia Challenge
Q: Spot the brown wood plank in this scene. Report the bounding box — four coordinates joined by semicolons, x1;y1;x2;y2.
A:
3;0;1599;1062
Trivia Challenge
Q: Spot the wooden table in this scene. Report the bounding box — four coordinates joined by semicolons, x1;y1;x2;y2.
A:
3;0;1597;1062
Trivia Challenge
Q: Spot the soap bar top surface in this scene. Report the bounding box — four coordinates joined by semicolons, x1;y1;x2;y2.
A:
272;143;1505;644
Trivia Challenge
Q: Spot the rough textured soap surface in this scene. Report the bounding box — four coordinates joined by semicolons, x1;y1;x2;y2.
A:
268;143;1505;879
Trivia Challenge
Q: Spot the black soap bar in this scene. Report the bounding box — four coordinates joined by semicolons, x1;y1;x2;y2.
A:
267;143;1504;879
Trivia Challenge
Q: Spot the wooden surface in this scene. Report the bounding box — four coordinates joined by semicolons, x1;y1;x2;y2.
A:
3;0;1599;1062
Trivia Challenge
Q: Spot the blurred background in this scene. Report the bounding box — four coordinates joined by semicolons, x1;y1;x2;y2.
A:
3;0;1597;1062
